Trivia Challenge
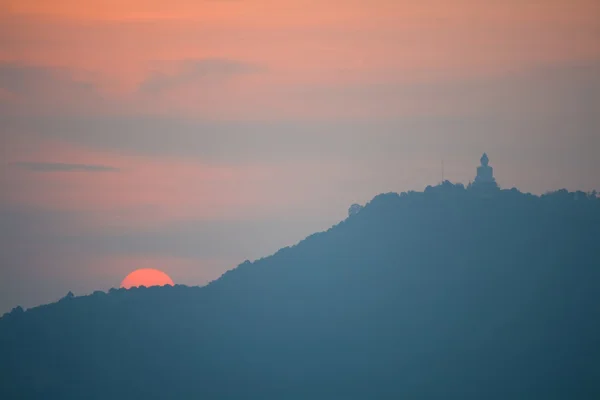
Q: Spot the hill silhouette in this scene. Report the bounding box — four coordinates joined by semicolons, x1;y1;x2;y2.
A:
1;183;600;399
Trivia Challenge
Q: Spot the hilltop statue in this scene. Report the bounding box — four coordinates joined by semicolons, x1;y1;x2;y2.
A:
472;153;499;190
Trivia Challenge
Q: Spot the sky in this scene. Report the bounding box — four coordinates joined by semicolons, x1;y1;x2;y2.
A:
0;0;599;313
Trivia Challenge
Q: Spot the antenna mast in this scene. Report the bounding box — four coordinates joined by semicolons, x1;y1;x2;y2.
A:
441;160;444;183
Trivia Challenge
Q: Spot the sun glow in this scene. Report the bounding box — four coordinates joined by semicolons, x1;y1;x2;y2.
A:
120;268;174;289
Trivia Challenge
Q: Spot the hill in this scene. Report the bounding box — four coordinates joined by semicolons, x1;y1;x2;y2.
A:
1;183;600;399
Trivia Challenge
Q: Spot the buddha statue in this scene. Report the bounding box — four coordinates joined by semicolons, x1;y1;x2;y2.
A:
473;153;498;189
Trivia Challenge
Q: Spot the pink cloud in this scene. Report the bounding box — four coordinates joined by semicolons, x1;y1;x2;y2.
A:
1;0;597;118
1;133;362;227
2;136;271;221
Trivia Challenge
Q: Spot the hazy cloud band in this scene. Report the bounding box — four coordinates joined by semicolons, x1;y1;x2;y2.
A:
11;162;120;173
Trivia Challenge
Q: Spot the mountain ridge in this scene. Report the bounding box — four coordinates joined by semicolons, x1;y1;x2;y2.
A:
1;183;600;399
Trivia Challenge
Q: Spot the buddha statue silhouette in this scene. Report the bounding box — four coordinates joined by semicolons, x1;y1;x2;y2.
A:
473;153;499;189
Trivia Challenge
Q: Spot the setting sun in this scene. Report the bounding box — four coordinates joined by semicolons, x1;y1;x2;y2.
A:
120;269;174;289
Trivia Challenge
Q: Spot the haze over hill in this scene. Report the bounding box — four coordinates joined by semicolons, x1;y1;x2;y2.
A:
2;179;600;399
2;0;599;316
2;1;599;397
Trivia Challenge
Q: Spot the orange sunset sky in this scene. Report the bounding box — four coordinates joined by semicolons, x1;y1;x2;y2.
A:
1;0;599;312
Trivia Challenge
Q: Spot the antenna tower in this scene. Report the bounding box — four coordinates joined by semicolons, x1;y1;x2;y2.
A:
441;160;445;183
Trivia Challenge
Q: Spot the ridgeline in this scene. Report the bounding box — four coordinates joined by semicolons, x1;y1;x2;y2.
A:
2;183;600;399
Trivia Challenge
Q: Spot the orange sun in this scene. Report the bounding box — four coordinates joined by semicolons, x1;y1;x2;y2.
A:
120;268;174;289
